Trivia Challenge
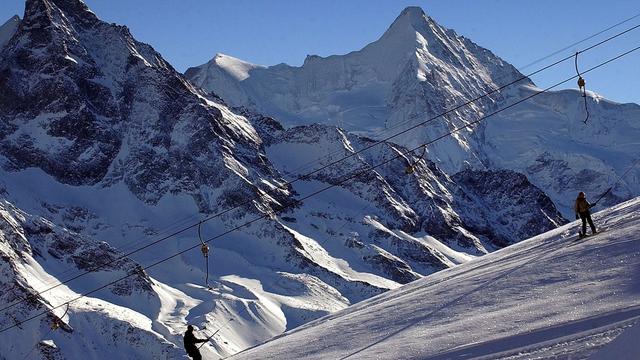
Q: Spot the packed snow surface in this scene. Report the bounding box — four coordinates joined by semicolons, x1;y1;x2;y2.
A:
231;197;640;359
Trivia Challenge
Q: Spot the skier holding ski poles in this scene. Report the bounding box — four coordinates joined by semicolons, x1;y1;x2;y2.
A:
184;318;234;359
184;325;207;360
575;191;597;237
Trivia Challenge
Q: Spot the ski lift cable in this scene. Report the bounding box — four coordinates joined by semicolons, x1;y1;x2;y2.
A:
593;157;640;206
1;22;638;317
21;304;70;359
287;14;640;176
519;11;640;72
2;44;637;335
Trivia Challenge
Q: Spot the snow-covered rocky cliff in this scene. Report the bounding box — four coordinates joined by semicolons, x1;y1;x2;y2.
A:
230;197;640;360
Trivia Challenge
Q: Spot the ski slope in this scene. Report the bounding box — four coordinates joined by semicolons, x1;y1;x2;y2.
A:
230;197;640;359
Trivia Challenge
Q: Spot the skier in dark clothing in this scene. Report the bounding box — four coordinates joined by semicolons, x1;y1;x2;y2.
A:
184;325;207;360
575;191;597;236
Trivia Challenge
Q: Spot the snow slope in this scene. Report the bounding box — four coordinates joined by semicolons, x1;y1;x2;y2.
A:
230;197;640;360
589;322;640;359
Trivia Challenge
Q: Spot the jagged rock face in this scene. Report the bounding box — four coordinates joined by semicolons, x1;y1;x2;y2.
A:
264;122;566;261
0;198;156;310
0;0;289;213
453;169;565;247
0;197;183;359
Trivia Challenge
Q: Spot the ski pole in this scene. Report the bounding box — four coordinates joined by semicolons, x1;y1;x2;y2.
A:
593;157;640;207
198;318;234;349
591;186;612;207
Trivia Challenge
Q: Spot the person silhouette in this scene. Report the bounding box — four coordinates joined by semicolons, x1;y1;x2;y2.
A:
575;191;597;237
184;325;207;360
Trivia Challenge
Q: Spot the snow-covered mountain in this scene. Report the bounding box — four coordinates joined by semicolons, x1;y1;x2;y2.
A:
0;197;184;359
186;7;640;217
230;197;640;360
0;1;603;358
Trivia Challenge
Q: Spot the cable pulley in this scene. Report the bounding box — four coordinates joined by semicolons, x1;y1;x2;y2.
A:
405;146;427;175
575;51;590;123
201;243;209;257
197;222;212;289
50;304;69;331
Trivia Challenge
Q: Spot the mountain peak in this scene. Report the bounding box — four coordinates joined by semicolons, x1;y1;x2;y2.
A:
211;52;264;81
24;0;98;28
397;6;427;24
386;6;431;35
372;6;440;54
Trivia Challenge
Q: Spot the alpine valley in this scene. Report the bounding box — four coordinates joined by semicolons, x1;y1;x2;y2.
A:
0;1;637;359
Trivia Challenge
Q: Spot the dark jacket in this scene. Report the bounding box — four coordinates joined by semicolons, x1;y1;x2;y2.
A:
184;330;206;355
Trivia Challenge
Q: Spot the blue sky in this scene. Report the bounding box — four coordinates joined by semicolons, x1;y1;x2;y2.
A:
1;0;639;103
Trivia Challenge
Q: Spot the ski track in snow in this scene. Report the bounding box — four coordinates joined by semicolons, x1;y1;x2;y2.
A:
230;198;640;360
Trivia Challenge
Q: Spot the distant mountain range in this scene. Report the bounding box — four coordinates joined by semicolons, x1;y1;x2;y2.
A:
186;6;640;216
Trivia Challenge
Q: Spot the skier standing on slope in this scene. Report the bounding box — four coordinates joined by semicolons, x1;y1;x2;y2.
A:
184;325;207;360
575;191;597;237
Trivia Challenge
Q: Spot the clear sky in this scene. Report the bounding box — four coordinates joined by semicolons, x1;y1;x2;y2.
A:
1;0;639;103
